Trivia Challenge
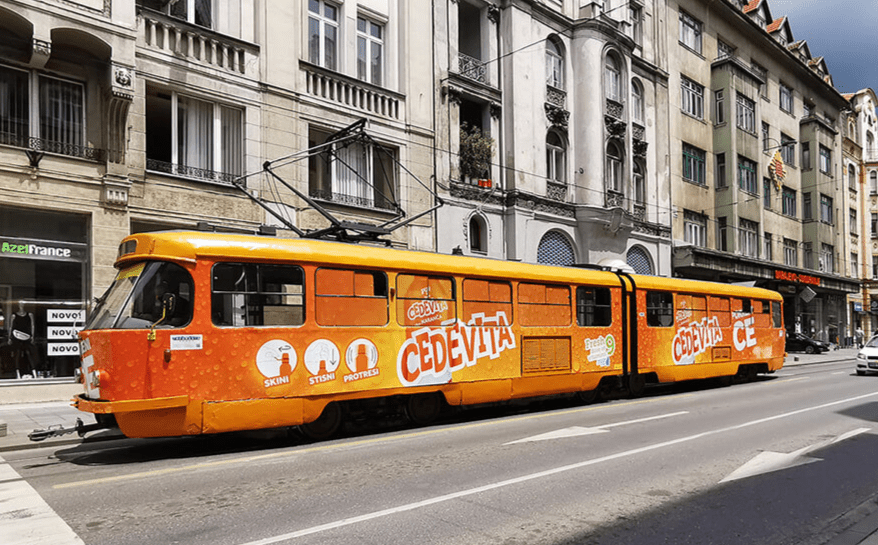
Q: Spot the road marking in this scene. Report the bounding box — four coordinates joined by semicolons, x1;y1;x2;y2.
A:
504;411;689;445
0;455;84;545
831;372;845;375
720;428;871;483
235;391;878;545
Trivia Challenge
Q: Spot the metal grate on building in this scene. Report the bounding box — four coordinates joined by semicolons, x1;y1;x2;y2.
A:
537;231;575;266
626;246;653;275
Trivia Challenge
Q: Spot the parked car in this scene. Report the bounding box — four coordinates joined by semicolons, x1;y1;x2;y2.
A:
856;336;878;375
785;332;830;354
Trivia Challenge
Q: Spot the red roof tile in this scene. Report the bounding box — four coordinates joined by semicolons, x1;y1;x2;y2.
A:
743;0;761;13
766;16;785;33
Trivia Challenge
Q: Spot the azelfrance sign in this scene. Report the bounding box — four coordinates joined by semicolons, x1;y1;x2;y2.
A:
0;236;87;263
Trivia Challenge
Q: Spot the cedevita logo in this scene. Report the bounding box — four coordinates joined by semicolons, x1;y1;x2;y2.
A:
1;241;72;258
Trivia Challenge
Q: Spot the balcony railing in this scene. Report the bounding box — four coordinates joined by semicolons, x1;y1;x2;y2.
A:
302;62;402;121
310;188;397;212
547;180;567;202
146;158;241;185
141;10;257;76
458;53;487;84
0;132;105;162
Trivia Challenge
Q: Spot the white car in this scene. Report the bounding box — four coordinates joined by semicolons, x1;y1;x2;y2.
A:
856;336;878;375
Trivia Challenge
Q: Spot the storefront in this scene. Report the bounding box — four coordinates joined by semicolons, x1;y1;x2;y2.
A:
0;207;89;381
674;246;860;345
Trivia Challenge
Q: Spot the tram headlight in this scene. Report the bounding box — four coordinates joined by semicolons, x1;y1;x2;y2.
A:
88;369;108;390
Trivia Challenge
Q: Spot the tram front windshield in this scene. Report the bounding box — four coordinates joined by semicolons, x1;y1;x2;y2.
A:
86;262;194;330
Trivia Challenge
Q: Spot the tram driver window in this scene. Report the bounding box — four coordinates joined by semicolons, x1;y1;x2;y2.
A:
212;263;305;327
576;287;612;327
646;292;674;327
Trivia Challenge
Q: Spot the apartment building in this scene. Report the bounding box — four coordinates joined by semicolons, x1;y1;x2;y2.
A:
0;0;435;381
667;0;857;342
432;0;673;275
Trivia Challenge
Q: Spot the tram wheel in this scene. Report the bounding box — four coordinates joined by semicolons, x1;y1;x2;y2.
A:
299;402;342;440
626;375;646;398
405;393;444;426
577;388;599;404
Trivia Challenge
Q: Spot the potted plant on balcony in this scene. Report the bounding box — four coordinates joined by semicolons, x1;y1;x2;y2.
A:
459;123;494;186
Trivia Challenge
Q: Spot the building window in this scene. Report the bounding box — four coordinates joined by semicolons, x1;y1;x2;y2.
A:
872;212;878;237
681;77;703;119
679;11;702;54
682;143;706;186
781;134;795;166
852;253;859;276
801;141;811;170
630;6;643;45
627;246;653;275
821;243;834;273
783;238;797;267
717;217;727;251
632;79;644;124
683;210;707;246
0;66;87;154
874;256;878;279
872;171;878;194
819;145;831;174
782;186;796;217
146;86;243;183
308;0;339;71
308;126;397;210
546;38;564;90
849;164;857;190
605;55;622;102
634;160;645;204
714;89;725;124
803;192;812;221
717;39;734;60
740;219;758;258
537;231;575;266
736;94;756;133
547;130;566;184
357;16;384;86
803;102;813;118
738;156;757;194
763;178;771;208
157;0;215;28
606;141;623;192
779;83;793;113
762;122;770;151
716;153;726;188
751;62;768;98
820;194;833;224
469;215;487;253
764;233;773;260
851;208;858;235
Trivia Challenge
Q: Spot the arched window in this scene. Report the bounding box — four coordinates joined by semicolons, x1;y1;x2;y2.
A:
633;160;645;204
537;231;575;266
469;215;487;253
627;246;653;275
546;130;566;184
871;170;878;194
605;54;621;102
849;164;857;189
546;38;564;89
631;79;644;124
606;141;623;193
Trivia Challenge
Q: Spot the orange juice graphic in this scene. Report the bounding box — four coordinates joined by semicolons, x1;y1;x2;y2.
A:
356;344;369;372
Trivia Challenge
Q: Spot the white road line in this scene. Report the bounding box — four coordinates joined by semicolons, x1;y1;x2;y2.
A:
600;411;689;429
237;391;878;545
504;411;689;444
0;455;84;545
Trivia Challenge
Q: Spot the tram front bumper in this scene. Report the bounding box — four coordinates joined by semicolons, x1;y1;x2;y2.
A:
74;394;190;414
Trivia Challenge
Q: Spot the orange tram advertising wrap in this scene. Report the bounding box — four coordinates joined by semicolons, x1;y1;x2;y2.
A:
67;231;785;440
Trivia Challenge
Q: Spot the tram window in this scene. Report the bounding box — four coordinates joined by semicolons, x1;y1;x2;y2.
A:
518;283;571;327
709;296;731;327
463;279;512;325
576;287;612;327
731;298;751;317
316;268;388;326
92;261;194;329
397;274;456;327
772;301;783;328
675;294;706;323
212;263;305;327
752;300;770;327
646;292;673;327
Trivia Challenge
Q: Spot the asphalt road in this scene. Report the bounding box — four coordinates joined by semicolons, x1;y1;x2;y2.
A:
6;359;878;545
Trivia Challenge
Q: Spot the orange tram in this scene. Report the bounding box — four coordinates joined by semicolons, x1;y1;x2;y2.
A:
70;231;785;440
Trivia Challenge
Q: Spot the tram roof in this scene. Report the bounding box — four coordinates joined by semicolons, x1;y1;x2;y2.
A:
117;231;781;300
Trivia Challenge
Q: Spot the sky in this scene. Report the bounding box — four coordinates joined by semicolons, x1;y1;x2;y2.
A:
768;0;878;94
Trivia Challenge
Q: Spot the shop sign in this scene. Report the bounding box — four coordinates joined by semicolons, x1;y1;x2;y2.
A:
47;307;85;357
854;302;863;312
47;309;86;323
0;236;87;263
774;270;820;286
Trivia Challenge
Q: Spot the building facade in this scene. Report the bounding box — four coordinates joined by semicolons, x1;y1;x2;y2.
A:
0;0;436;382
432;0;673;275
666;0;859;343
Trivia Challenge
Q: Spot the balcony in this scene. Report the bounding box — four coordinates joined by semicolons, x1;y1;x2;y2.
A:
302;62;403;121
547;180;567;202
310;187;397;212
458;53;487;84
140;10;257;77
0;132;105;162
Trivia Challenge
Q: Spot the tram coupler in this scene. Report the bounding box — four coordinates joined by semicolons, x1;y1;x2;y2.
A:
28;418;107;442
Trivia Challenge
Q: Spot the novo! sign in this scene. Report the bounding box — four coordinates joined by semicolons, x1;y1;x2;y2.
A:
775;270;820;286
0;237;87;263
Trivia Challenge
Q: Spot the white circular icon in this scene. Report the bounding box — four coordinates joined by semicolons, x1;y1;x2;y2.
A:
304;339;340;375
256;340;297;379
